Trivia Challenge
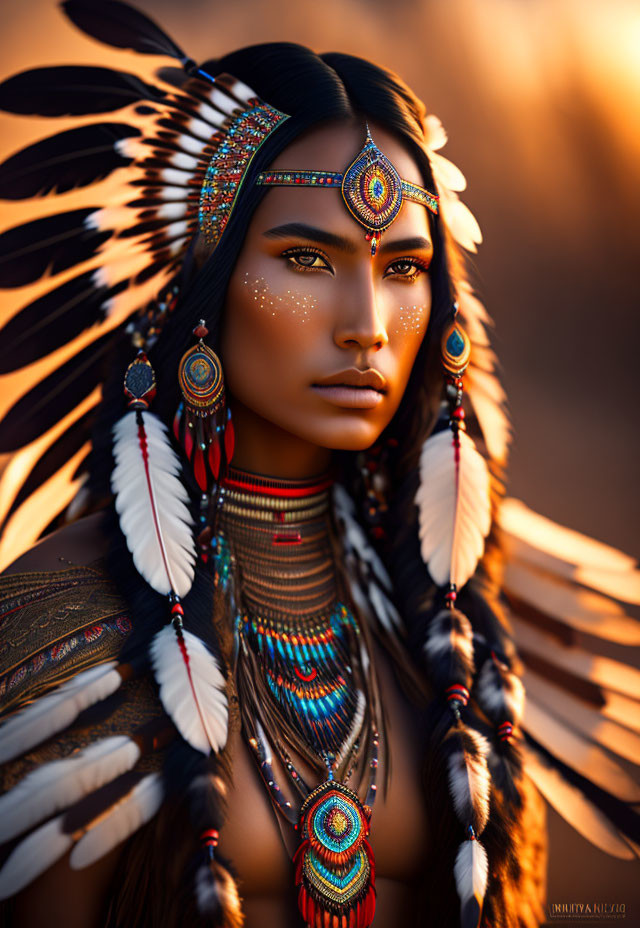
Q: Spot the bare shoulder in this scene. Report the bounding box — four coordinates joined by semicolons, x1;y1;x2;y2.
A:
2;510;112;577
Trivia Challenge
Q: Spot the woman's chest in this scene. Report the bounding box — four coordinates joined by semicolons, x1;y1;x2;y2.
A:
218;646;430;896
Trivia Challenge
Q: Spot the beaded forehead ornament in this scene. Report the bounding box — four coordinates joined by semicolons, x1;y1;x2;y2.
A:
256;125;439;256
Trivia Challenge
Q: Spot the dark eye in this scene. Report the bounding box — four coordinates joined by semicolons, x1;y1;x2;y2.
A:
384;258;429;281
281;247;332;273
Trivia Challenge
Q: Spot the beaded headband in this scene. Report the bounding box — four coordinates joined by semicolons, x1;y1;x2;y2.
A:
256;125;439;255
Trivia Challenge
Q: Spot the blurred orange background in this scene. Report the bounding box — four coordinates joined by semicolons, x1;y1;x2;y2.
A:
0;0;638;921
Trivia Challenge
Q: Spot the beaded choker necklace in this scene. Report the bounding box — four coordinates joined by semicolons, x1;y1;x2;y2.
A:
214;468;381;928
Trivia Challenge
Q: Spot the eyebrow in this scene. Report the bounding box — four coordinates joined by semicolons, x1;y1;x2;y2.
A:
263;223;433;258
263;223;357;254
377;235;433;256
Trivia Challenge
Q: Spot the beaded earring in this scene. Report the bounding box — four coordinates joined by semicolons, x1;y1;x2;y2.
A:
173;320;235;497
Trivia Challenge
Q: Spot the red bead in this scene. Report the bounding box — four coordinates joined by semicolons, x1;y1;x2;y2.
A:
194;324;209;338
171;602;184;615
445;590;457;602
453;407;465;420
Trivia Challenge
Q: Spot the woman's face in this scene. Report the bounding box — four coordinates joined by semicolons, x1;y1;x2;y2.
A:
221;119;433;469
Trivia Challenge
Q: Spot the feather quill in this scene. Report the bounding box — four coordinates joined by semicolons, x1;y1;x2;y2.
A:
70;772;164;868
150;625;228;755
0;661;122;764
0;735;141;842
111;409;196;597
417;428;491;588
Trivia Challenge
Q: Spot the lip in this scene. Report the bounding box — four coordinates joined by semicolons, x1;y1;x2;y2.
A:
311;385;384;408
313;368;388;391
311;368;388;410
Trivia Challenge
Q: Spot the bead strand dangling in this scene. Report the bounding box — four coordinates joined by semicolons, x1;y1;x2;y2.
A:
173;321;235;545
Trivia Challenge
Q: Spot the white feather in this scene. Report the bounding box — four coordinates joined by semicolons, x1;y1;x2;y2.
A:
150;625;228;755
446;728;491;833
0;661;121;764
454;839;488;927
70;773;164;869
168;151;200;172
111;409;196;597
466;364;511;465
0;736;141;843
417;429;491;588
0;815;73;900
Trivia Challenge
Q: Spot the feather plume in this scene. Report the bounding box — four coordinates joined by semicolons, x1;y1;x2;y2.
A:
70;772;164;868
476;653;525;727
111;409;196;597
523;744;637;859
523;697;640;802
0;814;73;900
510;615;640;699
62;0;188;62
417;429;491;588
150;625;228;755
0;270;127;374
444;725;491;833
0;123;139;200
0;661;122;764
333;482;402;634
0;66;164;117
453;838;488;928
523;669;640;766
0;736;141;843
504;560;640;644
0;208;111;289
423;608;474;691
0;329;118;453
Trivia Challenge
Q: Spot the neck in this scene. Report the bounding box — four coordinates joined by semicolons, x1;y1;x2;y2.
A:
219;466;338;622
228;397;332;480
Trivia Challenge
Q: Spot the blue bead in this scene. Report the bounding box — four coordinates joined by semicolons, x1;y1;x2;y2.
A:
446;328;465;357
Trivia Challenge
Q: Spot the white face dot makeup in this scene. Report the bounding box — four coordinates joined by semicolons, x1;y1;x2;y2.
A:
242;272;318;323
393;303;428;336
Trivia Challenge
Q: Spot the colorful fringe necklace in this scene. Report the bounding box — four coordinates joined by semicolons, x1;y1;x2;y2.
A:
214;469;380;928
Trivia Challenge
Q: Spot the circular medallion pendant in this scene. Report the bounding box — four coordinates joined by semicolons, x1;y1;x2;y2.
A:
177;342;225;416
341;128;403;235
294;780;376;928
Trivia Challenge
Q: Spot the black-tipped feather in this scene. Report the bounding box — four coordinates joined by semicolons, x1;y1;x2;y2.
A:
0;67;165;117
0;124;140;200
62;0;188;62
0;272;127;373
0;209;110;289
0;328;122;453
2;409;95;529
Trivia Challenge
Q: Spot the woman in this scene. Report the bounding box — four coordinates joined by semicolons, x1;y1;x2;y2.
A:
0;3;637;927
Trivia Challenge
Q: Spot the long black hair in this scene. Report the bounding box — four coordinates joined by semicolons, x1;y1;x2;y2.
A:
93;42;527;928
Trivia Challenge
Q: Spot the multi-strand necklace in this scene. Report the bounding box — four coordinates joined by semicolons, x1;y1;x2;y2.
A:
213;469;381;928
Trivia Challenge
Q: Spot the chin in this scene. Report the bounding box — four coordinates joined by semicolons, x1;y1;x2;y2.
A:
294;415;387;452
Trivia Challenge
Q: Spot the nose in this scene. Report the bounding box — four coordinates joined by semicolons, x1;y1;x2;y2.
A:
333;273;389;352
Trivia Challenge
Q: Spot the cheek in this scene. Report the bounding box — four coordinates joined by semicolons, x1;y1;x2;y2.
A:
391;301;429;336
240;272;319;324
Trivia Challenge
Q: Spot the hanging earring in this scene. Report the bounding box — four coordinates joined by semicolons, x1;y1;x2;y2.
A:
173;320;235;496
